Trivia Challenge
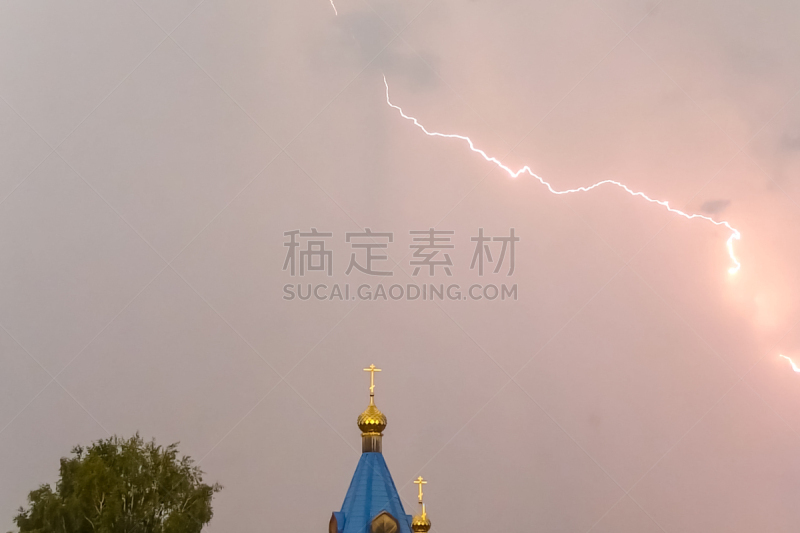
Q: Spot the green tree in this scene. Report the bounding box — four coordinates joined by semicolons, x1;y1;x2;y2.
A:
11;434;221;533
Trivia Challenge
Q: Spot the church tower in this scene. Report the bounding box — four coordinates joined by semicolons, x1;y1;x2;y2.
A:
329;366;434;533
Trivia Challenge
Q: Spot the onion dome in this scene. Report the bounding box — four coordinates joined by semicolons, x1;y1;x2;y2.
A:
411;477;431;532
411;508;431;533
357;399;387;435
359;365;386;453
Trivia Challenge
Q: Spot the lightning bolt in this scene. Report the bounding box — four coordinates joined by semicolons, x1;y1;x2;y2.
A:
383;76;742;274
330;0;338;15
779;355;800;372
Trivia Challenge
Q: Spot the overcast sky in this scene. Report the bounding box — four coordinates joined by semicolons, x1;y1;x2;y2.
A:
1;0;799;531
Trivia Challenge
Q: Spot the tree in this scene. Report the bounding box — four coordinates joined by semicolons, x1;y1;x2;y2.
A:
11;434;221;533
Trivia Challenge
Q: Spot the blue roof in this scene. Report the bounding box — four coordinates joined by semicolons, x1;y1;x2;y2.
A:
334;452;412;533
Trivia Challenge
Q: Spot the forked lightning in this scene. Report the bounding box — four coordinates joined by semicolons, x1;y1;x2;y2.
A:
383;76;742;275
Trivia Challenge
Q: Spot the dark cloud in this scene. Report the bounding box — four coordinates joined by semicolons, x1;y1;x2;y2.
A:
780;128;800;152
339;4;440;90
700;199;732;214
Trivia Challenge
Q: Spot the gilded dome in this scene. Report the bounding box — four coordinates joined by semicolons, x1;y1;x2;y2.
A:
357;401;387;434
411;513;431;532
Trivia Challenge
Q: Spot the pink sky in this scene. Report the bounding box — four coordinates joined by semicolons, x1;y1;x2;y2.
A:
0;0;799;531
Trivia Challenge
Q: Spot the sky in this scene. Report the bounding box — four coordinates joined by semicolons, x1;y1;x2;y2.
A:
0;0;799;531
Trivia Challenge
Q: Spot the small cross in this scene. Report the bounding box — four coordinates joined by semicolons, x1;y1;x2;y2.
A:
414;476;427;503
363;364;382;396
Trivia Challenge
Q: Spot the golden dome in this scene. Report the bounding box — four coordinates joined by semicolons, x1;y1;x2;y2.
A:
357;400;387;434
411;510;431;532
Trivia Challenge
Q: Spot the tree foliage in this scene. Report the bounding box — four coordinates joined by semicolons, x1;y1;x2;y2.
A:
12;434;221;533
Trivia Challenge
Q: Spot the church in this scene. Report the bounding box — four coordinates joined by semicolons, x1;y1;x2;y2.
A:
330;365;432;533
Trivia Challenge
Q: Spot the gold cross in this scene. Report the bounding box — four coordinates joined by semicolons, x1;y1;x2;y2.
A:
414;476;427;503
363;364;382;396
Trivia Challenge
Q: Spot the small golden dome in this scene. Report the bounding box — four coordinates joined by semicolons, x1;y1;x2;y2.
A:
411;512;431;532
357;401;387;434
